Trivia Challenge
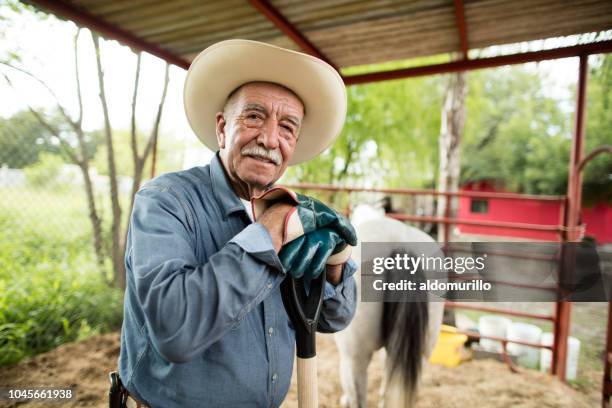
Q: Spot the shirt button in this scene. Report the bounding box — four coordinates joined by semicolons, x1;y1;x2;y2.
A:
268;327;274;336
272;373;277;381
267;282;273;289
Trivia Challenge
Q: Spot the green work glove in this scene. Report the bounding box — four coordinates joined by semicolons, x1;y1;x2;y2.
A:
252;187;357;246
279;227;353;290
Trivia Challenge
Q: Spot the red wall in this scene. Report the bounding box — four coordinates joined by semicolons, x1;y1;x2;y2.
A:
582;202;612;243
456;183;612;243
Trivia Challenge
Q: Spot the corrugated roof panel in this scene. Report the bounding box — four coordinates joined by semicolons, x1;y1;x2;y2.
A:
466;0;612;49
141;12;269;45
44;0;612;68
276;0;450;31
303;2;458;66
73;0;167;16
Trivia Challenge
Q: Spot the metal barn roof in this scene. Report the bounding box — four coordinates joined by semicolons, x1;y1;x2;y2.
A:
25;0;612;82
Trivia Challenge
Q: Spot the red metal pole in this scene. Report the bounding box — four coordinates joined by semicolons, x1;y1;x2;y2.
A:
552;301;571;380
453;0;469;60
567;54;588;238
552;54;588;382
248;0;338;71
443;194;451;243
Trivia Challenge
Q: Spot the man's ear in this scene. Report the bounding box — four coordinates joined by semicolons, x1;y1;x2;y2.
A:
215;112;226;149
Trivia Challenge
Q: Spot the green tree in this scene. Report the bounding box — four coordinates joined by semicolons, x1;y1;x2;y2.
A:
23;152;64;188
0;109;103;169
91;129;182;178
461;65;572;194
284;74;443;198
460;58;611;204
0;110;62;168
583;54;612;205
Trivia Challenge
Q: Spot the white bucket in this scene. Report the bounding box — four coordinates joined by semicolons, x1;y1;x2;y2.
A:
539;332;581;380
478;315;511;353
507;322;542;369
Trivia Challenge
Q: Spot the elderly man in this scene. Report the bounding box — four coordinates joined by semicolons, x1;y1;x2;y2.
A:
116;40;357;407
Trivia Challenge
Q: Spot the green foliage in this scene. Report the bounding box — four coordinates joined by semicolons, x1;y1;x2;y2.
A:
285;56;610;206
23;152;64;188
461;58;612;203
583;55;612;204
0;110;60;168
0;188;123;366
284;73;443;200
0;109;104;169
462;66;570;193
3;0;44;16
92;129;184;178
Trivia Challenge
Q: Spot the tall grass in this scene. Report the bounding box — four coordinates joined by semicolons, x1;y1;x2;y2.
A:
0;187;123;366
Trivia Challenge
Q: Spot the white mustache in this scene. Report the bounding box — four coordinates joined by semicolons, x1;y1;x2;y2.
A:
241;145;282;166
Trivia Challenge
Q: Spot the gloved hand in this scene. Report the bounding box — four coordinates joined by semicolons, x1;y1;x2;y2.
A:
279;227;354;290
252;187;357;246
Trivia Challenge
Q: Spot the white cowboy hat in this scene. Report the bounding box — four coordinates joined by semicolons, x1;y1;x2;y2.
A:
183;39;347;165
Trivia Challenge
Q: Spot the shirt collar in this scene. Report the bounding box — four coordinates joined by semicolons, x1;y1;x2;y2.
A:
210;152;249;219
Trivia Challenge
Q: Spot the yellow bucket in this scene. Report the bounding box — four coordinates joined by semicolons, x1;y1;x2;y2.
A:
429;325;468;367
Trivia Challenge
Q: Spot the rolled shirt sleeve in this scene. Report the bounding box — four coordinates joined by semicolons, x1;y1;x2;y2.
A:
318;258;358;333
129;186;285;363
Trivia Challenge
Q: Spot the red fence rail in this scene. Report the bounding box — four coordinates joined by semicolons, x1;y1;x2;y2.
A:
288;182;569;377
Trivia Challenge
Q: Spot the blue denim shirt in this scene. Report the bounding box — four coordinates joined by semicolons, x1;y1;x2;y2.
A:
119;154;357;408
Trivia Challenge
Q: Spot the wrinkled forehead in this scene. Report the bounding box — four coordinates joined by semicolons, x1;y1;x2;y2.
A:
225;81;305;116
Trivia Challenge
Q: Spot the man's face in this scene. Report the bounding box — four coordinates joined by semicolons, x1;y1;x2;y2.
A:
216;82;304;196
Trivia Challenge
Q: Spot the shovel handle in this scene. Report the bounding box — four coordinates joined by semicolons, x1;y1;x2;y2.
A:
297;356;318;408
281;273;326;408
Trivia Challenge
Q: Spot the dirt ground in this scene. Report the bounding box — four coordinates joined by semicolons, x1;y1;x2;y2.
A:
0;331;593;408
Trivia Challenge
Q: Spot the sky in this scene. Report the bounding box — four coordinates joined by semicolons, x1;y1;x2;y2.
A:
0;2;607;171
0;3;214;168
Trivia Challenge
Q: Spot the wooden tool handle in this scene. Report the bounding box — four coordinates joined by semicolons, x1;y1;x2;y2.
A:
297;356;318;408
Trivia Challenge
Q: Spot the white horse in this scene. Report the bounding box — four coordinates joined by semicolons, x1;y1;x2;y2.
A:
335;205;445;407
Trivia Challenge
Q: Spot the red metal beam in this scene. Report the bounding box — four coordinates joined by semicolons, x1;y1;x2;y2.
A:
458;329;553;350
386;213;564;233
445;302;555;321
25;0;191;70
344;40;612;85
248;0;339;72
287;183;565;202
453;0;469;60
578;146;612;172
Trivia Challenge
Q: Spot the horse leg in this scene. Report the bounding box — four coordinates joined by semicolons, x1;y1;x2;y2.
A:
377;349;388;408
335;301;383;408
425;301;445;357
337;342;373;408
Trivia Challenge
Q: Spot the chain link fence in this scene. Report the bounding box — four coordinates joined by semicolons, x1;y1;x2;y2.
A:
0;119;124;366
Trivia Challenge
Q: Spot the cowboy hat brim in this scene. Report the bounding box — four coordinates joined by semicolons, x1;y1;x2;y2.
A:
183;39;347;165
